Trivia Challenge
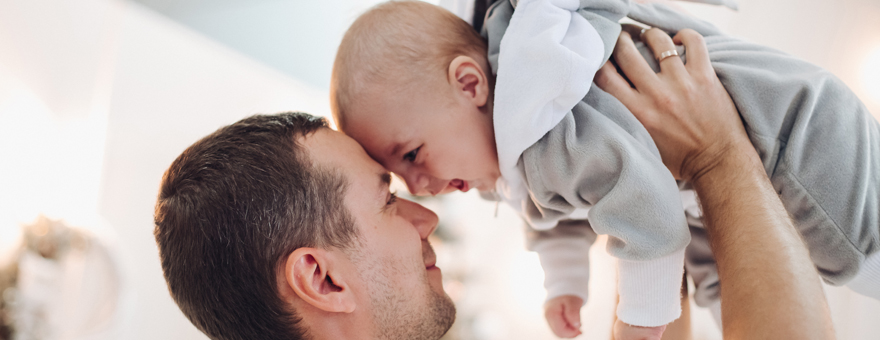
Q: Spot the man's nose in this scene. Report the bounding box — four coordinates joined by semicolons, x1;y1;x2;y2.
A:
398;198;438;239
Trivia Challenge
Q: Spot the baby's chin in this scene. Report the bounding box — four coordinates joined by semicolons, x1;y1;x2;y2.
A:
479;175;502;191
465;178;501;193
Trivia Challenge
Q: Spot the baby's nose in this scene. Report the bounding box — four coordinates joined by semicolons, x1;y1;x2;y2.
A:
402;173;430;196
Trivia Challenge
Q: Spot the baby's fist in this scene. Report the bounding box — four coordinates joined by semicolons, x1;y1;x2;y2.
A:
612;319;666;340
544;295;584;338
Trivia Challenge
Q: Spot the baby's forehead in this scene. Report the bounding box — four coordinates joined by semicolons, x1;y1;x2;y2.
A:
342;96;415;132
339;93;437;142
348;77;440;113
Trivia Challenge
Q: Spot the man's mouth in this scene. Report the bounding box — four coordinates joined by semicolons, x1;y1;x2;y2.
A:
449;179;469;192
423;241;438;270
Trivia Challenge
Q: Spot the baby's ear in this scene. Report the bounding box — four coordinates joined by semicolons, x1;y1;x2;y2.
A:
448;55;489;107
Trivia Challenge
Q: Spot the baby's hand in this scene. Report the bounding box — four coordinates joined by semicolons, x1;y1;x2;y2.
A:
544;295;584;338
612;319;666;340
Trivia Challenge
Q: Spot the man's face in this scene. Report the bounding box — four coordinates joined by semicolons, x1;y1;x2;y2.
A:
303;129;455;339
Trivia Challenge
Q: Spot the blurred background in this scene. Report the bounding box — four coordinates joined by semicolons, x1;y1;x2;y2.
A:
0;0;878;339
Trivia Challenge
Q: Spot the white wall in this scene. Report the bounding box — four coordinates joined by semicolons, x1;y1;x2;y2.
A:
1;0;329;338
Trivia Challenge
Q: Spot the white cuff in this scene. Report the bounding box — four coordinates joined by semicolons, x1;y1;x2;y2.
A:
616;248;685;327
847;251;880;300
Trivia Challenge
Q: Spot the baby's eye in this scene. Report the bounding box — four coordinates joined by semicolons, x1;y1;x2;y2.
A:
403;147;420;162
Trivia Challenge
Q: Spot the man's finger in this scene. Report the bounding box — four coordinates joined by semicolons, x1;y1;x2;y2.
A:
612;31;659;91
641;28;686;77
673;29;713;75
597;62;662;128
621;23;646;41
595;61;639;105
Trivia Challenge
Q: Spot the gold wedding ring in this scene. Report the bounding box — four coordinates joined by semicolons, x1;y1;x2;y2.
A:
658;49;679;61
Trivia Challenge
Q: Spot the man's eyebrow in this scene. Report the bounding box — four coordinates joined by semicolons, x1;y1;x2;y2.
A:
378;172;394;211
380;172;391;189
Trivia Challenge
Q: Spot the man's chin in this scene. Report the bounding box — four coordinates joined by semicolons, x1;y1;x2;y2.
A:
422;265;456;339
426;265;443;287
429;286;457;339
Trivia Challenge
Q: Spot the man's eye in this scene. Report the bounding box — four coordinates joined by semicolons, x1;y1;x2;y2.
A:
386;192;398;206
403;147;420;162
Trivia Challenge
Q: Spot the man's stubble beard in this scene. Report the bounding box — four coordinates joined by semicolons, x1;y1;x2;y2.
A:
357;247;456;340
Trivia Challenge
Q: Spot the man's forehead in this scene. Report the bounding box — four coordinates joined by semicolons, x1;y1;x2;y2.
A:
303;129;365;165
302;128;390;193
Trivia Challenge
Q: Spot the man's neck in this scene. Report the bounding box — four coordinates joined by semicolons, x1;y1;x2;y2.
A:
301;307;372;340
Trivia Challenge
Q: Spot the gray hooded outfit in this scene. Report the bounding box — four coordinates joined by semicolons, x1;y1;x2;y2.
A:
480;0;880;327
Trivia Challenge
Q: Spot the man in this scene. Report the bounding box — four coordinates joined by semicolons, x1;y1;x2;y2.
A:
153;113;455;340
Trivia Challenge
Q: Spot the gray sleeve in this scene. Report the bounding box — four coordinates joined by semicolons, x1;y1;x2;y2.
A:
520;94;690;261
573;0;627;64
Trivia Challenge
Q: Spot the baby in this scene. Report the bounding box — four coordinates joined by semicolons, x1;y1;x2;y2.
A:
330;0;880;338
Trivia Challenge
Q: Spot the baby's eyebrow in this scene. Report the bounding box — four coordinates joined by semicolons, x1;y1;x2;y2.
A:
388;142;403;158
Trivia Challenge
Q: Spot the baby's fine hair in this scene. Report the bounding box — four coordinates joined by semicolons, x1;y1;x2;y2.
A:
330;0;488;129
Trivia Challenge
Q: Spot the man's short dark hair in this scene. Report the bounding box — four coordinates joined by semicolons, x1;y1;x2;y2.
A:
154;112;357;340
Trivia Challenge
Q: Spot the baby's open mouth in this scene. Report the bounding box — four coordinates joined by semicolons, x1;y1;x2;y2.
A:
450;179;469;192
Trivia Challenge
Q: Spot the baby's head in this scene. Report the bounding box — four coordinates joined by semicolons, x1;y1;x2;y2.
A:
331;1;500;196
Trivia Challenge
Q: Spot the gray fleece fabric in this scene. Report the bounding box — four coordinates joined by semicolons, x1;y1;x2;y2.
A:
482;0;880;287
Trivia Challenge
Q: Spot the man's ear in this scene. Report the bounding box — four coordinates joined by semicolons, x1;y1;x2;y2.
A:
284;247;357;313
448;55;489;107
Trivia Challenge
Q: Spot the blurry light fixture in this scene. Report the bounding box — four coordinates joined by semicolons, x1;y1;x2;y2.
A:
862;45;880;104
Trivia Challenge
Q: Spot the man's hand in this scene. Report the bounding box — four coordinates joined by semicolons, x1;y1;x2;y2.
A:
544;295;583;338
613;319;666;340
594;27;755;182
